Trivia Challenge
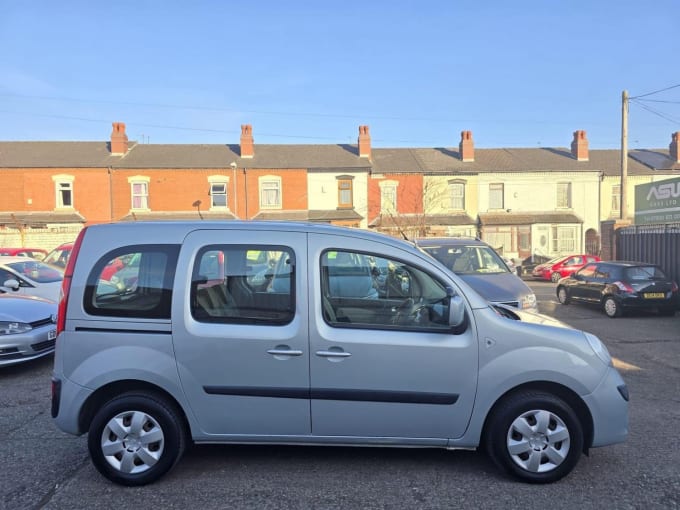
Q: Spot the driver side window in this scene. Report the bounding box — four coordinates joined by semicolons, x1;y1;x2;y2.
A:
321;250;452;332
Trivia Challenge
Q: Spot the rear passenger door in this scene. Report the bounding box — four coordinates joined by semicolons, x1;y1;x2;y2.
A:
172;229;311;436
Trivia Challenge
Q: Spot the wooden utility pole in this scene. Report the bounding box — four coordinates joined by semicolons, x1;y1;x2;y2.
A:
620;90;628;220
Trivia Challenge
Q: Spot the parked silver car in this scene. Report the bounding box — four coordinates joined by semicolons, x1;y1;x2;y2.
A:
0;294;57;367
52;221;627;486
414;237;537;310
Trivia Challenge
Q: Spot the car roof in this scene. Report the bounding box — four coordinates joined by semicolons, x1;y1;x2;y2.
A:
595;260;659;267
414;237;486;247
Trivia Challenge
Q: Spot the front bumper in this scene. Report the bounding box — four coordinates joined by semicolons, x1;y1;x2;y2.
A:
583;366;629;447
0;326;56;367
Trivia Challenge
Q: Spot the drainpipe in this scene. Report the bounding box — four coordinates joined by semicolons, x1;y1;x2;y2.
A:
244;168;249;219
108;167;114;222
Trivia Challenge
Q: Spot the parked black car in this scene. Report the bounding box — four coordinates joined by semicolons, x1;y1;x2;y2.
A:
556;261;679;318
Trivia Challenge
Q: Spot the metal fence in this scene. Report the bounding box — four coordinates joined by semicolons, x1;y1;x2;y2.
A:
616;223;680;284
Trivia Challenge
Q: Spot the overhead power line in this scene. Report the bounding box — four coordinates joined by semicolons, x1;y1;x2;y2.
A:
630;99;680;126
630;83;680;100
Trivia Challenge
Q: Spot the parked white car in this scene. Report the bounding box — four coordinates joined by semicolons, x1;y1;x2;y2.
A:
0;257;63;303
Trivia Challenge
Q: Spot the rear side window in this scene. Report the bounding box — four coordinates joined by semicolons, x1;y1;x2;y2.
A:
84;245;180;319
190;244;294;325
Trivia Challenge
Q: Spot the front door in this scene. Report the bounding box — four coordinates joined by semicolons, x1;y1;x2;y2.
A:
172;229;311;436
307;234;478;441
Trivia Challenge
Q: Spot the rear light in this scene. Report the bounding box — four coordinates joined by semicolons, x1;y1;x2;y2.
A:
56;228;87;335
613;281;635;293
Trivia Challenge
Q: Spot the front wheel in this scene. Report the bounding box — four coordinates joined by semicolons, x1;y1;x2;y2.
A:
88;392;186;486
603;296;622;318
485;391;584;483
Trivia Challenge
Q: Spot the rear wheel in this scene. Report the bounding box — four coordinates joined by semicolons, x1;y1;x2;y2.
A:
88;392;186;486
603;296;622;318
658;307;677;317
485;391;583;483
550;272;561;283
556;286;570;305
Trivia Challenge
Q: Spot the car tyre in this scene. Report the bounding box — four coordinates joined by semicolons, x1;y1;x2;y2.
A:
88;392;186;486
556;286;570;305
485;390;583;484
550;272;561;283
603;296;622;318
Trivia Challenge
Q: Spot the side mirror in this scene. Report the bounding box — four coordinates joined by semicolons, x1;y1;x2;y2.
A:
2;278;20;291
448;295;465;327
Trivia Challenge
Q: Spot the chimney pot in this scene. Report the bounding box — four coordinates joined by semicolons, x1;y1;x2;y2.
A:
240;124;254;158
571;130;589;161
358;125;371;159
110;122;128;155
459;130;474;162
669;132;680;163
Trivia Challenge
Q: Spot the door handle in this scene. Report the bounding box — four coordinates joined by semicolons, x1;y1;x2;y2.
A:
315;350;352;358
267;348;303;356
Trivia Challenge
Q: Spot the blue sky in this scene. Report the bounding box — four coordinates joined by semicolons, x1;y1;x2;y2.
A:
1;0;679;149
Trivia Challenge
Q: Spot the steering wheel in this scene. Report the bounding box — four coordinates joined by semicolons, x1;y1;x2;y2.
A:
393;297;427;326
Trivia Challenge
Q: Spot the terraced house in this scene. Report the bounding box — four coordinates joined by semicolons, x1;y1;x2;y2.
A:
2;123;680;265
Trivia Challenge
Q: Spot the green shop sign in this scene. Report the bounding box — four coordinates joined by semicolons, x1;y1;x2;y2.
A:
634;177;680;225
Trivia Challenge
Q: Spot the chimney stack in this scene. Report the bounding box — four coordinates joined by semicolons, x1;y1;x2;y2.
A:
571;130;589;161
459;130;474;162
669;132;680;163
110;122;128;155
358;125;371;159
240;124;254;158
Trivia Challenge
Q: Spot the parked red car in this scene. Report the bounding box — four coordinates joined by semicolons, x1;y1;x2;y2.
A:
0;247;48;260
531;254;601;283
43;243;74;269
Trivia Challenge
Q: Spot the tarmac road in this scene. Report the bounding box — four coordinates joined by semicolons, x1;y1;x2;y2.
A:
1;280;678;509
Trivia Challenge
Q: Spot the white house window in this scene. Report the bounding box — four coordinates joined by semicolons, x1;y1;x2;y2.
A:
557;182;572;208
489;183;504;209
52;175;75;209
128;176;150;210
379;180;398;212
448;181;465;210
551;226;576;253
337;177;353;208
208;176;229;209
260;176;282;209
611;185;620;214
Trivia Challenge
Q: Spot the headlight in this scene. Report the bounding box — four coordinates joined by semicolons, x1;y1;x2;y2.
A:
584;332;613;366
0;321;32;335
521;293;537;310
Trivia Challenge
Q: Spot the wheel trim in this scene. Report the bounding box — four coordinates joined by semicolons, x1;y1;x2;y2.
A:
101;410;165;475
506;409;570;473
558;288;567;303
604;299;617;316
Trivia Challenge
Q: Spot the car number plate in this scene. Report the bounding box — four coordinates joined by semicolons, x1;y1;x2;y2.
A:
643;292;664;299
48;329;57;340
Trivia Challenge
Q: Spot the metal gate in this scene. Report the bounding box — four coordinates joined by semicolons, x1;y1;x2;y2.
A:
616;223;680;284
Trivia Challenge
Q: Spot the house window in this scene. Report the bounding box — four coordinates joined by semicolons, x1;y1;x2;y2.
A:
337;177;353;208
379;180;398;212
489;183;504;209
448;181;465;210
611;185;620;214
551;226;576;253
208;176;229;209
557;182;572;208
128;176;150;210
52;175;75;209
260;176;281;209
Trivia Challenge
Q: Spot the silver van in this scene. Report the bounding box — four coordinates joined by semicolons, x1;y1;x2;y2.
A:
51;221;628;486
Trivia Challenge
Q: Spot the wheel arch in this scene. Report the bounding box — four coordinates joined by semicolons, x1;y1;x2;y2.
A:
78;379;191;439
480;381;594;453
